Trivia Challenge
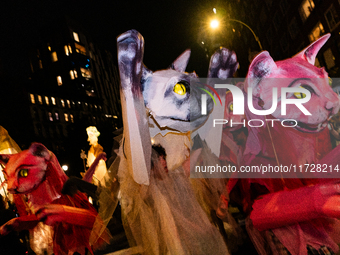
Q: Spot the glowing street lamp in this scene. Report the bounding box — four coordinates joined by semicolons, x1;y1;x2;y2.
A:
210;19;220;29
208;12;263;51
62;164;68;171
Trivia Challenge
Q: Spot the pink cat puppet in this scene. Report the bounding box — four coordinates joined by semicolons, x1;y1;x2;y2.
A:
228;34;340;255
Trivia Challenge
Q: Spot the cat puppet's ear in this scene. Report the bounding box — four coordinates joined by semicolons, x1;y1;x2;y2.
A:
28;143;51;161
141;65;153;83
294;33;330;65
247;51;277;79
246;51;277;97
170;49;191;72
0;154;12;166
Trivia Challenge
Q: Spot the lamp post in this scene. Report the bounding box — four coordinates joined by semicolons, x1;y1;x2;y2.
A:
227;19;263;51
207;8;263;52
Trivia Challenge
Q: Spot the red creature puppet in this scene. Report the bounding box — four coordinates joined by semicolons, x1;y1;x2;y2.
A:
0;143;108;255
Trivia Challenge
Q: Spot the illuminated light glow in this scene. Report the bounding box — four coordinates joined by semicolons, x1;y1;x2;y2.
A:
62;165;68;171
210;19;219;29
201;41;205;44
73;32;80;42
213;8;216;14
30;94;35;104
57;76;62;86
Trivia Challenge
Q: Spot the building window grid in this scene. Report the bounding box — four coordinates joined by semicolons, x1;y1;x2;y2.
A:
325;5;340;31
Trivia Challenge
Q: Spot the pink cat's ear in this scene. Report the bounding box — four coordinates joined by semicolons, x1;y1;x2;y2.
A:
247;51;277;79
29;143;51;161
294;33;330;65
0;154;12;166
171;49;191;72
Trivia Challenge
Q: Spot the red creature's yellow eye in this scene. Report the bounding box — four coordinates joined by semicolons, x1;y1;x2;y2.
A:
19;169;28;177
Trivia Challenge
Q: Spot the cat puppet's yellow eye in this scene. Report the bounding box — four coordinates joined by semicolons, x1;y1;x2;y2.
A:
173;83;186;95
294;86;306;99
229;104;233;111
19;169;28;177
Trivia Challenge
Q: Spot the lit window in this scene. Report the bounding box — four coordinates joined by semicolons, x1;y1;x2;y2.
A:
55;112;59;120
64;113;69;122
57;76;62;86
325;5;340;31
51;52;58;62
30;94;35;104
75;43;86;55
73;32;80;42
45;96;49;105
48;45;51;51
80;68;92;79
67;100;71;108
48;112;53;121
61;99;65;107
64;45;69;56
70;70;75;80
39;60;43;69
94;105;97;108
300;0;315;22
323;48;336;69
38;95;43;104
69;70;78;80
70;114;74;123
64;45;73;56
51;97;56;105
309;22;325;42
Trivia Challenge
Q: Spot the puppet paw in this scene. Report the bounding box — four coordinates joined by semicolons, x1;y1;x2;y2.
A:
117;29;144;84
208;48;238;79
36;204;66;226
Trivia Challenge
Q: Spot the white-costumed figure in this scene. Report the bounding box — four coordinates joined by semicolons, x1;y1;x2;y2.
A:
82;126;108;186
115;29;239;254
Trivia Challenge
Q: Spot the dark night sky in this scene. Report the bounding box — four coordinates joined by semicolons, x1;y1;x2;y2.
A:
0;0;217;76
